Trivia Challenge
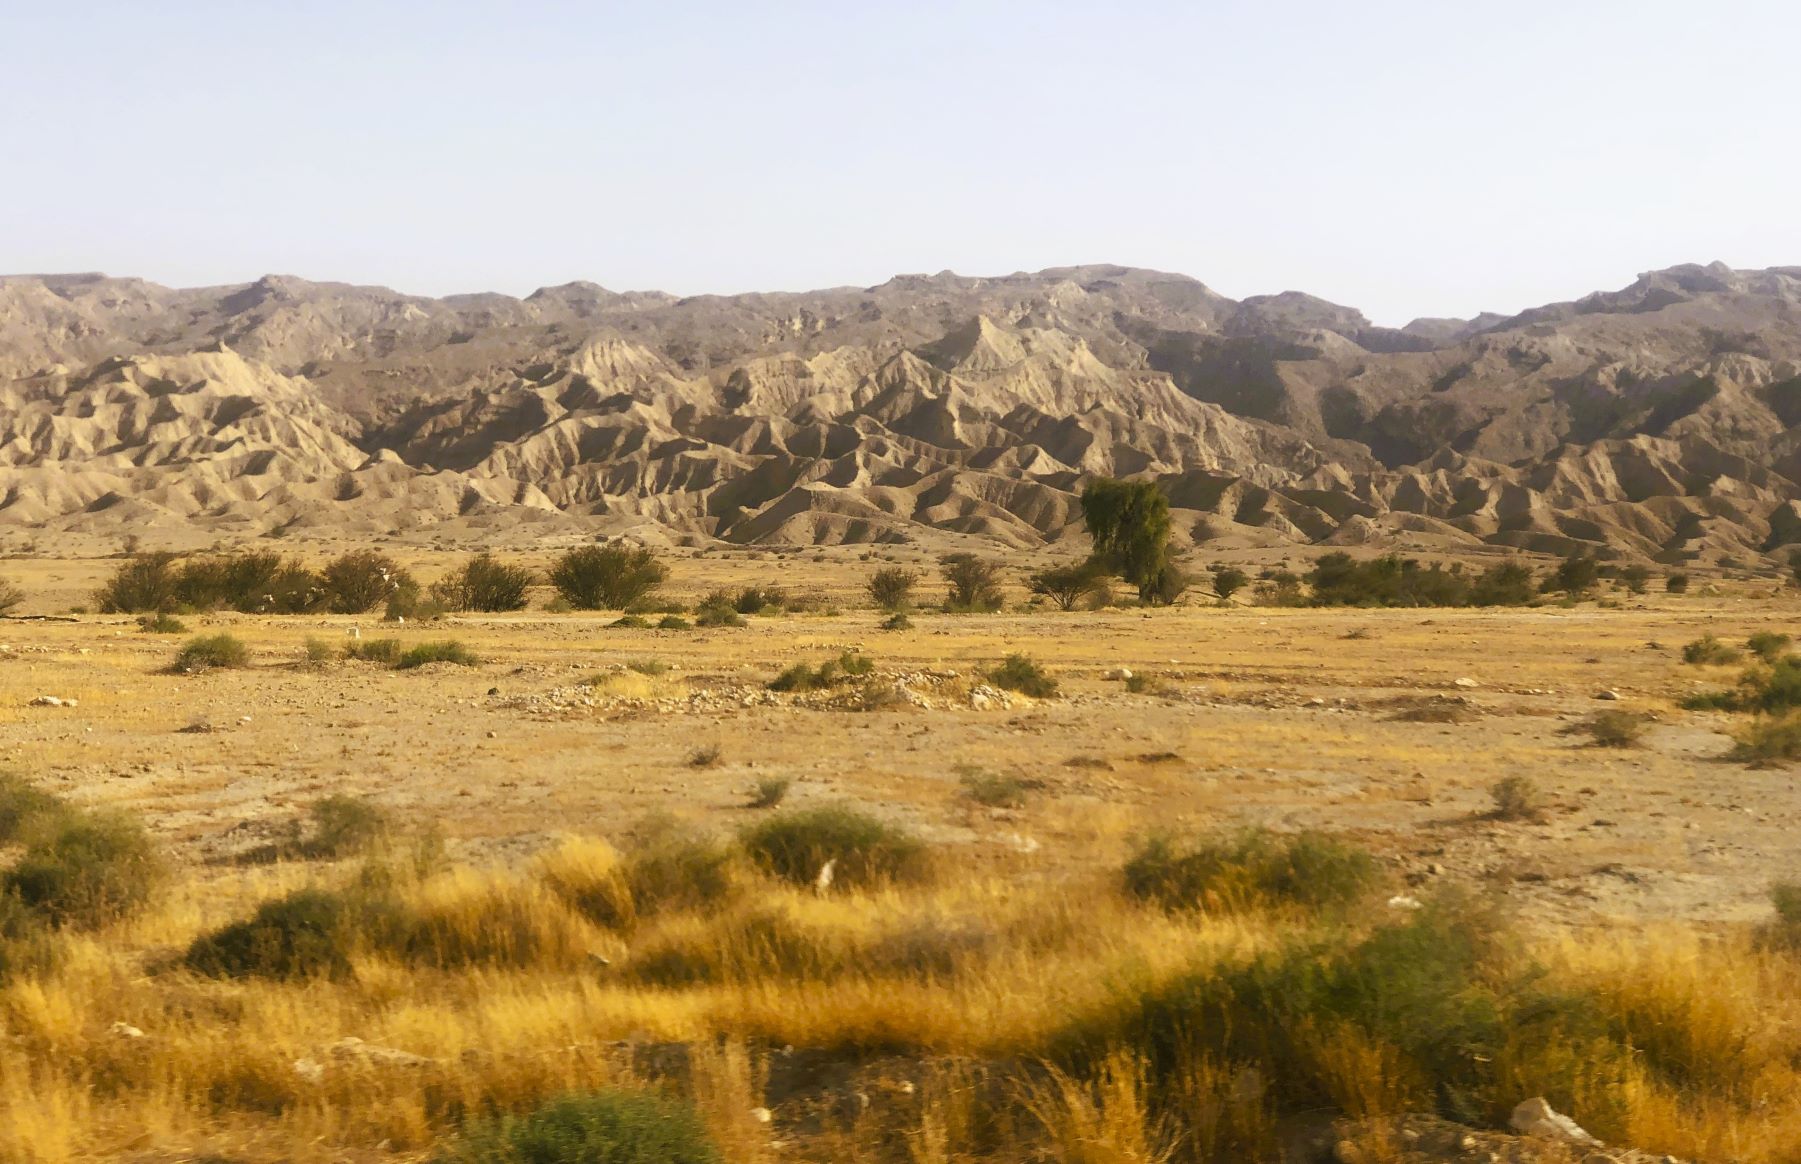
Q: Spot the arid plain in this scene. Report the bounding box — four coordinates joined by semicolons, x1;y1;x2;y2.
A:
2;546;1800;1163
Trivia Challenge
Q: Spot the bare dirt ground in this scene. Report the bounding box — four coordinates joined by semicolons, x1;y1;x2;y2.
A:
3;550;1793;936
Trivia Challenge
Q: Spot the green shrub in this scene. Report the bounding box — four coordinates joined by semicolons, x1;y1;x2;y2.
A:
867;566;919;612
1681;634;1742;665
656;615;691;631
986;653;1057;698
741;806;929;890
1489;775;1547;822
694;605;746;628
1666;572;1691;594
749;777;791;809
173;551;325;613
548;543;667;610
137;613;188;634
183;889;358;980
0;774;71;843
1123;829;1379;914
959;770;1035;808
302;636;336;664
96;552;182;613
1211;567;1250;601
435;1091;721;1164
320;550;412;614
169;633;250;673
395;641;480;670
6;811;161;929
1027;561;1108;611
1124;672;1175;697
625;658;667;676
939;553;1004;612
733;585;785;614
880;612;913;631
610;615;652;629
344;637;403;664
304;795;392;858
431;553;535;612
1570;709;1651;748
1766;882;1801;949
549;834;740;931
1749;631;1793;662
1729;714;1801;766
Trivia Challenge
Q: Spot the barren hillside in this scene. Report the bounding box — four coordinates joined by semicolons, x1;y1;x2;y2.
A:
3;262;1799;562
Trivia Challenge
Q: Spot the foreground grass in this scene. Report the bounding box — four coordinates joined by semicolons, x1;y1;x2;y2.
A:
0;830;1798;1164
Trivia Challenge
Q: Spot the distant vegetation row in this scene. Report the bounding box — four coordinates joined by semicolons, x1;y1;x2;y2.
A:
70;543;1689;622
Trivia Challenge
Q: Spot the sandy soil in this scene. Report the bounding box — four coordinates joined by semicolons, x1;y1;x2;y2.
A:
1;551;1794;936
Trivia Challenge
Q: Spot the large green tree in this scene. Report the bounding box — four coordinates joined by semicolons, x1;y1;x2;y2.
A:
1080;478;1176;603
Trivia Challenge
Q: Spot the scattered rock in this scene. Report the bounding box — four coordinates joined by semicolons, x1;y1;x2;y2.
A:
28;695;76;708
328;1036;433;1069
1594;689;1621;701
1104;667;1134;681
110;1021;146;1039
1453;677;1479;689
293;1057;325;1084
1510;1097;1600;1144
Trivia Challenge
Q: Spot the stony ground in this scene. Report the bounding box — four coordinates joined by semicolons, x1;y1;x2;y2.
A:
1;552;1795;938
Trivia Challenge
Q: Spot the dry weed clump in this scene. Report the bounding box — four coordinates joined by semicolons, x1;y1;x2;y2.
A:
1;803;1799;1162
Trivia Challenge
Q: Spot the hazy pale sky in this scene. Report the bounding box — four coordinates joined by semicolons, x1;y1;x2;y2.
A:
3;0;1796;324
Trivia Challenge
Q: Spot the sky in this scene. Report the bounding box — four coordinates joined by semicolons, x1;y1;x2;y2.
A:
2;0;1797;325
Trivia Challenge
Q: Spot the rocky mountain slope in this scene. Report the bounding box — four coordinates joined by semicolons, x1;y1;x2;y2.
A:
3;262;1799;562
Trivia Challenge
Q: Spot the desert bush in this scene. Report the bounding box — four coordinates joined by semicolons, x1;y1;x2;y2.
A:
344;637;403;664
939;553;1004;612
880;611;913;630
0;578;21;614
304;795;392;858
394;640;480;669
867;566;919;612
610;614;652;629
768;652;870;692
137;613;187;634
986;653;1057;698
183;888;359;980
431;553;535;612
1728;713;1801;766
625;658;668;676
1764;882;1801;948
733;585;785;614
95;552;181;613
1211;567;1250;601
1254;571;1305;606
1543;552;1602;598
6;810;161;929
657;615;691;631
541;833;739;931
323;550;415;614
741;805;929;890
0;775;71;843
1028;561;1108;611
1748;631;1792;661
1618;564;1652;595
959;770;1035;808
548;543;666;610
302;636;336;665
1691;656;1801;714
1469;561;1536;606
1489;775;1546;822
1123;829;1380;914
1665;572;1691;594
1570;709;1651;748
694;604;746;628
749;777;791;808
687;743;724;768
174;551;325;613
169;633;250;673
435;1090;721;1164
1124;672;1176;696
1683;635;1743;665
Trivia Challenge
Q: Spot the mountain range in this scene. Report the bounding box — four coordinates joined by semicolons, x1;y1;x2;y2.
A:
3;261;1800;563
